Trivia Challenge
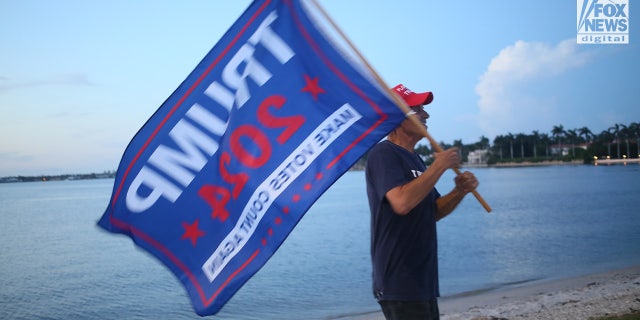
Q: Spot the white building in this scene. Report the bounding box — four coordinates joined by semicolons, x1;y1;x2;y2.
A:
467;149;489;165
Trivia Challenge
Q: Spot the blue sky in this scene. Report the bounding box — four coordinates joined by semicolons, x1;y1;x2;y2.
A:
1;0;638;176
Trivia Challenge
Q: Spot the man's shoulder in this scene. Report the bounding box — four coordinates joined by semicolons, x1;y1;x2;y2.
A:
370;140;393;153
368;141;398;163
367;141;405;174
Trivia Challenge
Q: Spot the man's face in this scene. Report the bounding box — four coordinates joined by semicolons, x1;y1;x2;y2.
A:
409;105;430;127
398;105;430;138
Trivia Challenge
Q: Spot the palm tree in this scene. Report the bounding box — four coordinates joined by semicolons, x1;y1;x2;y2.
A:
551;125;565;157
566;129;578;157
453;139;464;160
516;133;527;159
507;133;515;160
478;136;490;150
619;124;631;158
578;127;593;145
492;135;505;160
599;130;614;157
540;133;551;158
531;130;540;158
629;122;640;158
608;124;624;158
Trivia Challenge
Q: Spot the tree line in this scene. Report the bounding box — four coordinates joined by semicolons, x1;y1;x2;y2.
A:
416;121;640;165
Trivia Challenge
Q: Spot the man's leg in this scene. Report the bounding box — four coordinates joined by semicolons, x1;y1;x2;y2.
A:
378;299;439;320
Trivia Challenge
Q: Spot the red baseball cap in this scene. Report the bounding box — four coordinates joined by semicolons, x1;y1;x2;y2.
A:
392;84;434;107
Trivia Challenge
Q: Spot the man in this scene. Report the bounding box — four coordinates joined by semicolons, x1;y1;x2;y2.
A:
365;84;479;320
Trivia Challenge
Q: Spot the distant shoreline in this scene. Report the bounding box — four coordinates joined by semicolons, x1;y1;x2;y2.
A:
466;159;585;168
0;172;116;183
473;158;640;168
4;158;639;183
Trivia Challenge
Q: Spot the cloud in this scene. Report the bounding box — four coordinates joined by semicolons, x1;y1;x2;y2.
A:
0;73;94;93
475;39;593;138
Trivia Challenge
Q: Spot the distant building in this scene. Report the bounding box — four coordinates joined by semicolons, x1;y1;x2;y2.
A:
549;143;589;156
467;149;489;165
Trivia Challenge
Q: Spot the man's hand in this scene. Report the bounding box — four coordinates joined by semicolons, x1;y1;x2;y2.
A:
433;147;462;170
454;171;478;194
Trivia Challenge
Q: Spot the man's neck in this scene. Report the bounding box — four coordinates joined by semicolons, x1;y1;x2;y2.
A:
387;134;417;152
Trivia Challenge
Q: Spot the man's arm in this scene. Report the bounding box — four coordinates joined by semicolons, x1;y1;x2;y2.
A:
385;148;461;216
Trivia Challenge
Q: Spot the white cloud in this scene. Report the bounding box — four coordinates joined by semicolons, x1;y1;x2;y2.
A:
475;39;593;138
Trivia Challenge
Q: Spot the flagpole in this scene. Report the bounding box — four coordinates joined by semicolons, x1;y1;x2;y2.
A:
307;0;492;213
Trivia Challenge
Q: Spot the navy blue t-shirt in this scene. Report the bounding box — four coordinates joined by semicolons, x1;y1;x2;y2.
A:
365;140;441;301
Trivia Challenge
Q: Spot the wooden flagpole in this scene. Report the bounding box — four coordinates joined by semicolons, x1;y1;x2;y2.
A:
308;0;492;212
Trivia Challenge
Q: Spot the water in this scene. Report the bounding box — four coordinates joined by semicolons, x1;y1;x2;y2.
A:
1;165;639;319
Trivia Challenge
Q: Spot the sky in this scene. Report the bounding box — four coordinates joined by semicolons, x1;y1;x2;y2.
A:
1;0;638;176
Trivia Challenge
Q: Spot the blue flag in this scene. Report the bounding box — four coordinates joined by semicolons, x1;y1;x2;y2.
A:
98;0;406;316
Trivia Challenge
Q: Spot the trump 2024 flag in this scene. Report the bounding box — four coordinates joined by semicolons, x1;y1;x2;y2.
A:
98;0;406;316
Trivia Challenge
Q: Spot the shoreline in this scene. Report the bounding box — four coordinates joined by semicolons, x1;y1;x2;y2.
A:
341;264;640;319
465;160;585;168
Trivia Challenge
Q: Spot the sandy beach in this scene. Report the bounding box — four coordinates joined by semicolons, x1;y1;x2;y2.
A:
344;265;640;320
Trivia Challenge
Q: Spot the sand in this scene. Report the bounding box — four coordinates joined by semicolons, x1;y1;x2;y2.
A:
344;265;640;320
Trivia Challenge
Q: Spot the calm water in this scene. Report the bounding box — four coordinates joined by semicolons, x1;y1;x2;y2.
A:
1;165;639;319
